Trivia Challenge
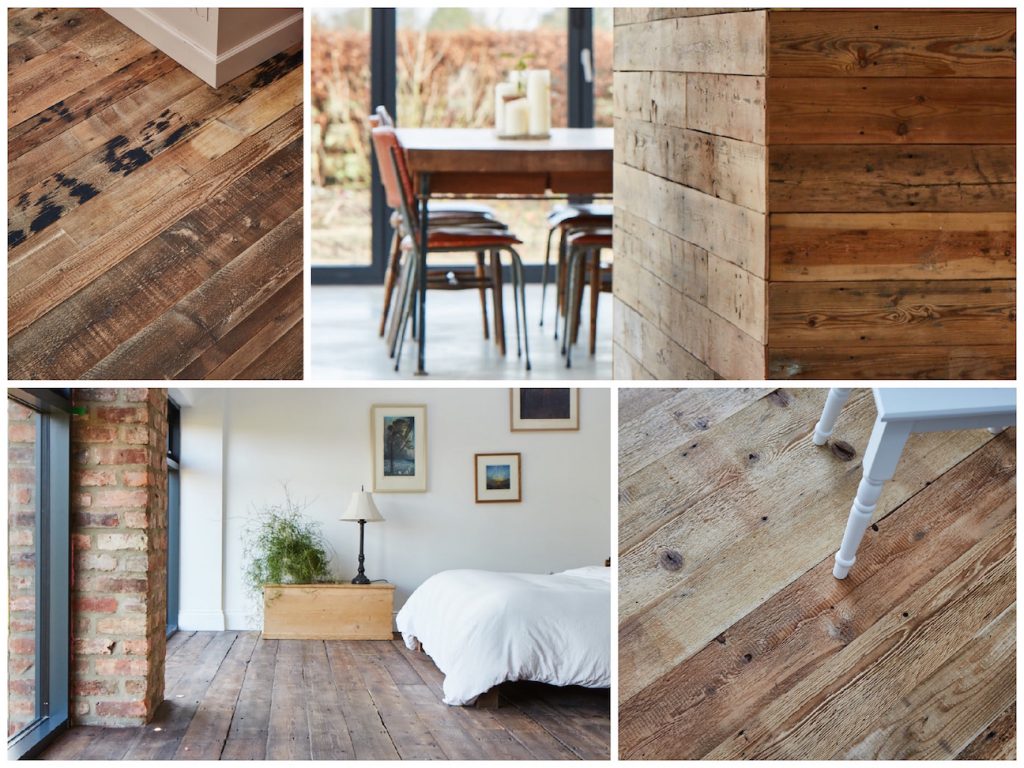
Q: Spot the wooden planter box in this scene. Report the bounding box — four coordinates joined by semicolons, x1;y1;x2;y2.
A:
262;583;395;640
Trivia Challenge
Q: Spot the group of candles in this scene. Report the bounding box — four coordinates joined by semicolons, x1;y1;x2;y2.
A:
494;69;551;138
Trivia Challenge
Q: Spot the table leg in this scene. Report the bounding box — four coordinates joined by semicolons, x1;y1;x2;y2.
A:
812;387;853;446
833;418;911;579
416;174;430;375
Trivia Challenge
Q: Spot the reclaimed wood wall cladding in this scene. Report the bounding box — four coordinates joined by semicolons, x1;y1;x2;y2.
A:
7;9;304;379
612;8;769;379
613;8;1016;379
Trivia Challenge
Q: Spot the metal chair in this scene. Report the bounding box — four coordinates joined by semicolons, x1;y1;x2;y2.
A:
540;203;613;333
561;227;612;368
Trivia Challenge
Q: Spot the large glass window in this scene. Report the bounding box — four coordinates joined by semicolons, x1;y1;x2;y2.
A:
7;390;70;760
312;9;373;268
166;399;181;636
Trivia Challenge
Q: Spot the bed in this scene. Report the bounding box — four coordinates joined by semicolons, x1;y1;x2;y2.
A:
395;566;611;706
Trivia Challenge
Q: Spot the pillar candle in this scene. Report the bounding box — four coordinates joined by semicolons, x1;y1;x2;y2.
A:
527;69;551;136
505;97;530;137
494;82;517;134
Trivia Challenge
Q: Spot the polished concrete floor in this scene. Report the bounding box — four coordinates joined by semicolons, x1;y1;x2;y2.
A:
312;284;612;380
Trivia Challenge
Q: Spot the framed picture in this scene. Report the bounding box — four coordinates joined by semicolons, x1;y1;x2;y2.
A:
372;405;427;492
474;453;521;503
510;388;579;431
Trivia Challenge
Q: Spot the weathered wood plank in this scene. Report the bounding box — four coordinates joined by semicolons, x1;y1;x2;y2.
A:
957;702;1016;760
616;117;766;211
621;433;1015;759
618;388;998;701
265;640;310;760
219;637;278;760
323;641;401;760
612;344;657;380
768;343;1015;381
613;300;719;381
615;8;753;26
615;162;766;278
302;641;356;760
768;145;1015;214
173;632;258;759
769;10;1017;78
686;73;766;144
613;71;687;128
767;279;1015;348
767;77;1015;144
614;12;767;75
768;212;1016;282
616;211;708;306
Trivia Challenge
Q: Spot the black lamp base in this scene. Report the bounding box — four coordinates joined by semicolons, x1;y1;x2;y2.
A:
351;518;371;585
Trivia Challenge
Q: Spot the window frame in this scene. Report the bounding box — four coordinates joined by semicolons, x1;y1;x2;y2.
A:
7;389;71;761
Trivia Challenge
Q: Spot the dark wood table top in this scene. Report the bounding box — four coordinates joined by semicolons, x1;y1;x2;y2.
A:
396;127;613;195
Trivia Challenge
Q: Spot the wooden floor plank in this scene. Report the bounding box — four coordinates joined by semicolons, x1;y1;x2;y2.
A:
504;683;612;760
302;641;356;760
620;432;1016;759
619;388;997;701
124;632;239;760
7;14;303;380
957;702;1016;760
324;641;402;760
173;631;258;759
219;637;278;760
265;640;311;760
165;629;195;660
619;388;1015;761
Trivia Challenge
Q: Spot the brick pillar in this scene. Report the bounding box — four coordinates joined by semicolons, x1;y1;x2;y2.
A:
7;400;37;736
70;388;168;726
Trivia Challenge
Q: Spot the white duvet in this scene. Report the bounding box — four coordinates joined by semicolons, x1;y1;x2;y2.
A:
396;566;611;705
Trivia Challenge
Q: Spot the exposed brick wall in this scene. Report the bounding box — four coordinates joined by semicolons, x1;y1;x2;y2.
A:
8;400;37;736
71;388;168;726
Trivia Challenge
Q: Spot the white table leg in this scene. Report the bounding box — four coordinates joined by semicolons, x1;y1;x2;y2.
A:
833;418;911;579
812;388;853;446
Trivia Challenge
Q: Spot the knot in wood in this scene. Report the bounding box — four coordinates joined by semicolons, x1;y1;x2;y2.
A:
829;439;856;462
659;549;683;572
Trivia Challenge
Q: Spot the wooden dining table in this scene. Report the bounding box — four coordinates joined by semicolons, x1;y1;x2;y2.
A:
394;127;613;375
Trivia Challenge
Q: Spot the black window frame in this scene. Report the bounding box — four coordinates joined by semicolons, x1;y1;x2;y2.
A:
312;8;599;286
7;389;71;761
166;398;181;637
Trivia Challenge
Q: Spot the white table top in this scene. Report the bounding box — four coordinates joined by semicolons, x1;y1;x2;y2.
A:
874;388;1016;422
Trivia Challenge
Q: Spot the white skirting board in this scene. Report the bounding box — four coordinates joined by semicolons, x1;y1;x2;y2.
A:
102;8;302;88
177;609;226;632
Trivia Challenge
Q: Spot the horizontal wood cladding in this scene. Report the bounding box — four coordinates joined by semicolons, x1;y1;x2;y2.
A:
767;280;1016;348
614;11;767;75
768;145;1015;213
767;77;1014;145
768;344;1015;380
769;10;1016;78
615;163;766;278
614;9;753;26
769;213;1016;281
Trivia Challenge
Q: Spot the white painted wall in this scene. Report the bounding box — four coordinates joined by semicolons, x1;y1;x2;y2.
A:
178;388;611;630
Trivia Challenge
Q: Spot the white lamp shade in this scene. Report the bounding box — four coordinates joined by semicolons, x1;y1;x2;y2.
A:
340;491;384;523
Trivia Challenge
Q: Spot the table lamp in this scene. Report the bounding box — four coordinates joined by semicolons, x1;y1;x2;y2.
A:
340;488;384;585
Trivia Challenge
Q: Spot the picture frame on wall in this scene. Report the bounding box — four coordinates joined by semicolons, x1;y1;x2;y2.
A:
509;388;579;432
474;453;522;503
372;405;427;492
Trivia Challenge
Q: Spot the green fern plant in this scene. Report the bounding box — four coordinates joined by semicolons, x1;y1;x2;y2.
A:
243;489;335;617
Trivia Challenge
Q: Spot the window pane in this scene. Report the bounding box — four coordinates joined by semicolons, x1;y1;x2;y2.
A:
397;8;570;266
593;9;613;127
312;9;373;266
7;399;39;739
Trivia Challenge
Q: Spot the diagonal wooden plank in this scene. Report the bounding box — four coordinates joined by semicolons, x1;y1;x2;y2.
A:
620;433;1016;759
957;702;1016;760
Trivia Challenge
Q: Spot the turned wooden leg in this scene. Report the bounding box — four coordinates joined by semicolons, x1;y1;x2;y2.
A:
475;251;489;340
813;387;854;446
833;418;911;579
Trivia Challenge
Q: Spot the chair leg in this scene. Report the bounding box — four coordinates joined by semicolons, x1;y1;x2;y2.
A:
510;252;522;359
563;249;581;368
539;225;556;327
554;229;567;340
813;388;853;446
490;251;506;356
833;419;911;579
378;231;403;337
387;252;414;358
393;251;419;371
509;247;531;371
589;250;600;356
475;251;489;340
571;251;586;345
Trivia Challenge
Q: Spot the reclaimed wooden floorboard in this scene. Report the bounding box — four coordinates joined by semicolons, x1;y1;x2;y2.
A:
39;635;608;760
619;387;1016;760
7;9;302;379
